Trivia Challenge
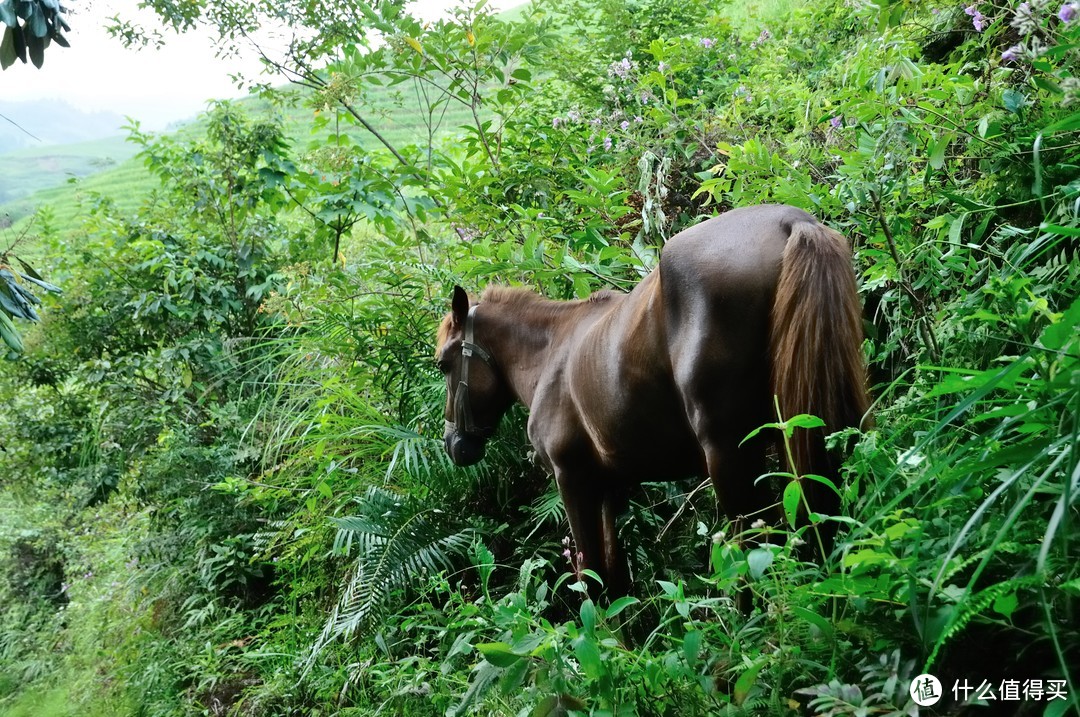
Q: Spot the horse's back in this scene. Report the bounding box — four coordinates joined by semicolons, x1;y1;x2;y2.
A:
660;204;816;296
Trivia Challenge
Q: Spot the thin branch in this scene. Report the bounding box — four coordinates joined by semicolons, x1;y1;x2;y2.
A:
871;190;940;361
0;113;42;143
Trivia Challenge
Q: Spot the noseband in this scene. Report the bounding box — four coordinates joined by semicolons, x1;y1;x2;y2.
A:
450;306;497;439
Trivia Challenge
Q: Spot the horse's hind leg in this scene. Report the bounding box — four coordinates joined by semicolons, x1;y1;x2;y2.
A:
699;421;772;528
673;361;774;528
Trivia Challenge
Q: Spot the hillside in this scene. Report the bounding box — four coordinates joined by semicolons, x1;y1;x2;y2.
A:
0;80;481;238
0;100;125;153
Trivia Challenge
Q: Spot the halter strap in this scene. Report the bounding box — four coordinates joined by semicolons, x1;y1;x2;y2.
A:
452;306;497;438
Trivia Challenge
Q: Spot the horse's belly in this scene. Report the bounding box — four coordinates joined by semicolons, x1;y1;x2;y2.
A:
593;413;705;482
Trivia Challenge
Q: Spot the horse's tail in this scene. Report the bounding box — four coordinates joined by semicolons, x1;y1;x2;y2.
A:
770;220;870;537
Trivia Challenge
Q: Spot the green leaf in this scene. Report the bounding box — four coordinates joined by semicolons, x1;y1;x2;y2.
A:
0;26;16;69
746;547;774;580
784;414;825;437
0;282;30;320
0;1;17;27
572;636;602;679
782;481;802;527
682;629;702;668
792;606;835;639
0;310;23;353
992;591;1019;619
580;599;596;635
531;694;587;717
605;595;640;619
740;421;783;445
1042;111;1080;134
734;659;766;705
26;30;42;67
928;132;952;170
1002;89;1026;114
1039;223;1080;237
476;642;524;668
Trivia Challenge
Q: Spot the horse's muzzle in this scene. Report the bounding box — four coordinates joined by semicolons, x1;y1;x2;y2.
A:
445;430;486;466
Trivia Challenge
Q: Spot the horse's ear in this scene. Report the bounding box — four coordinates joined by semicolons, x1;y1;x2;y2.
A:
451;285;470;328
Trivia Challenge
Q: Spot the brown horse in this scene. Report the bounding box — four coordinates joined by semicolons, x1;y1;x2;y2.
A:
435;204;869;596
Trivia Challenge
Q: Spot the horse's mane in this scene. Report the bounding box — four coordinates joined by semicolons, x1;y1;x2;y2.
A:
482;285;618;308
438;286;618;353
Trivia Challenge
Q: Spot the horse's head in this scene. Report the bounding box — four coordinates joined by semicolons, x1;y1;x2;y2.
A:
436;286;513;466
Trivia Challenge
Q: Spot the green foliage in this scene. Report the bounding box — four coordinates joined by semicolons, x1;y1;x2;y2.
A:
308;486;480;660
0;0;70;70
0;249;59;356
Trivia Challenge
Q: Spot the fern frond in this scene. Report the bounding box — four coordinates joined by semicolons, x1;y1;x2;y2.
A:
305;485;478;667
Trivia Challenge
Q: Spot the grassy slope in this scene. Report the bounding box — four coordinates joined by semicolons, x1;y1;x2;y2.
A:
0;136;140;206
0;80;478;244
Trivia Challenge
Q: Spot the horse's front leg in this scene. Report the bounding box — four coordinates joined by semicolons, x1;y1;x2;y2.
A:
555;469;630;598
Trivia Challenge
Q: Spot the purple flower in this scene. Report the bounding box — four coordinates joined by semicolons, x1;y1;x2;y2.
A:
830;115;843;129
603;136;613;151
1060;2;1078;22
567;110;581;122
700;37;715;48
608;57;633;80
965;5;987;31
1002;44;1023;62
552;116;562;128
620;120;630;131
658;61;670;72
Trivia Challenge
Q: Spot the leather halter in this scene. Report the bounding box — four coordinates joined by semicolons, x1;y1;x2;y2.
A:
450;306;497;438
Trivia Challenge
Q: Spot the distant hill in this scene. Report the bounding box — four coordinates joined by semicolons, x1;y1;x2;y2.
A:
0;100;127;154
0;135;142;206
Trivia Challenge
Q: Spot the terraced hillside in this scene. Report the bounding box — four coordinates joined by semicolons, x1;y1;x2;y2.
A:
1;79;480;241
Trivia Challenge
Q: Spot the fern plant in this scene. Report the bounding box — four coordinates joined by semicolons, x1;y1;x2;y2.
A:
796;650;918;717
306;485;480;664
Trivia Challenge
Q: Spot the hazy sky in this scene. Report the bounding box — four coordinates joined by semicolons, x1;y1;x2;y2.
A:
4;0;510;130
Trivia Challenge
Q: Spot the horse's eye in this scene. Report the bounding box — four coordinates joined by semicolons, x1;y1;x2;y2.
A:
436;359;450;374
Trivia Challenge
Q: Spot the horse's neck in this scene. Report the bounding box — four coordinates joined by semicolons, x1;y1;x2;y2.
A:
480;300;597;409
